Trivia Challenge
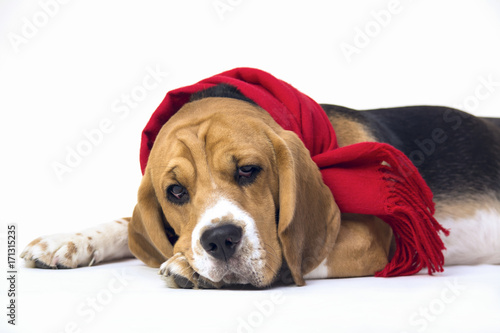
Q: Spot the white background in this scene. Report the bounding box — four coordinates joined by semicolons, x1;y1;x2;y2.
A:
1;1;500;332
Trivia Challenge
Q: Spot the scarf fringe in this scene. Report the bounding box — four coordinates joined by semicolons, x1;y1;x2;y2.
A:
375;147;450;277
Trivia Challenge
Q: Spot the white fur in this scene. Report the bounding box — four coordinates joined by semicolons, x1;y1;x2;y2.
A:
21;220;132;268
302;206;500;278
190;196;266;285
439;208;500;265
159;253;185;276
304;258;329;280
158;252;194;288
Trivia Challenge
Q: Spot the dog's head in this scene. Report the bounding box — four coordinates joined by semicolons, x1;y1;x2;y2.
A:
128;93;341;288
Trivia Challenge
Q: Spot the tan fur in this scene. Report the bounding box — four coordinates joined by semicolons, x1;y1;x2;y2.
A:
27;237;42;247
434;194;500;220
64;242;77;260
327;113;376;147
324;214;393;277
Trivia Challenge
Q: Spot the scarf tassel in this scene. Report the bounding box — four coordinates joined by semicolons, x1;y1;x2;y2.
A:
375;148;450;277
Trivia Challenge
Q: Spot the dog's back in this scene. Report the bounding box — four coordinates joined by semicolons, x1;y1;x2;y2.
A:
322;104;500;202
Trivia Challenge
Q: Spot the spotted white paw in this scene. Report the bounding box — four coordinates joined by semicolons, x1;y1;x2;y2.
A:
159;253;195;288
21;233;99;269
158;253;216;289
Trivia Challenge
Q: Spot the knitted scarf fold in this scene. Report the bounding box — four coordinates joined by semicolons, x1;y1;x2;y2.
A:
140;67;449;277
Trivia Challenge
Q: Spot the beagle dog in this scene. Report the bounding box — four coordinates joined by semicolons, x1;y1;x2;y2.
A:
21;78;500;289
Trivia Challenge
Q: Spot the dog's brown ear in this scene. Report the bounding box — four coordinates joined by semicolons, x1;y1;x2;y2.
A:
128;171;174;268
271;129;341;286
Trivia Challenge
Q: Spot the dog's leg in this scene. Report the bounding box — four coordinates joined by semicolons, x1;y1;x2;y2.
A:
21;218;133;269
304;214;394;279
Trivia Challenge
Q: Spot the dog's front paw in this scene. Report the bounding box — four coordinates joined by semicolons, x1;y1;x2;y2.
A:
159;253;217;289
21;233;97;269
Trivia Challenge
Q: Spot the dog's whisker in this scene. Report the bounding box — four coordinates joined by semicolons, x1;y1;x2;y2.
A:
262;242;280;262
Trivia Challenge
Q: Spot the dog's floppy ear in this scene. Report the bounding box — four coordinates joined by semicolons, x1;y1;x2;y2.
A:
128;170;174;268
271;129;341;286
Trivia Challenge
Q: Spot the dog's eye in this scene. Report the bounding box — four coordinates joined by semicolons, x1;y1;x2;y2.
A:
236;165;261;186
167;184;190;205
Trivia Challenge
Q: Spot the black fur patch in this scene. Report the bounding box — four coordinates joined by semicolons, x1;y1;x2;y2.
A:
367;106;500;199
321;104;500;201
189;84;257;106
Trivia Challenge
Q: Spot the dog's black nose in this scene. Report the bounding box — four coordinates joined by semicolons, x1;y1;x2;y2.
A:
200;224;242;261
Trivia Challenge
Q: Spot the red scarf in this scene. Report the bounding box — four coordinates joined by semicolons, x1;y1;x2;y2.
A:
140;67;449;277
